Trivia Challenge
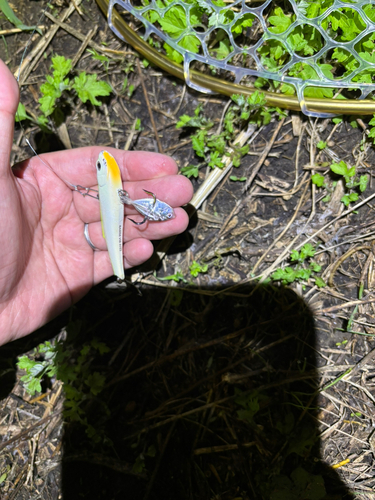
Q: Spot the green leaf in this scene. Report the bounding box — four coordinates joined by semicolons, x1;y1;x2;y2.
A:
310;261;321;273
39;79;64;116
231;13;254;34
87;48;110;70
316;141;327;150
311;173;325;187
176;114;193;128
210;39;231;60
192;130;207;157
91;339;110;355
300;243;315;260
15;102;31;122
85;372;105;396
170;289;184;306
315;277;326;288
51;55;72;81
330;160;348;177
189;260;208;277
179;34;201;54
230;175;246;181
359;175;368;192
158;6;187;37
341;192;358;206
268;7;293;34
208;150;224;168
231;94;246;107
272;267;298;283
332;117;343;124
73;72;112;106
26;378;42;396
290;249;300;262
158;271;187;283
247;91;267;108
181;164;199;178
164;42;183;64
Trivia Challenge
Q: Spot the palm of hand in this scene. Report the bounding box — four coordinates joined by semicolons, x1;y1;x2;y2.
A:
0;148;192;344
1;156;95;342
0;59;192;345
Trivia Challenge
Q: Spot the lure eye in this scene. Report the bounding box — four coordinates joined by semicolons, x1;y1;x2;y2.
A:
96;161;101;171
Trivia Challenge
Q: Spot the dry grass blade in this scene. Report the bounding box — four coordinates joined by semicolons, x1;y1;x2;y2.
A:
136;59;163;154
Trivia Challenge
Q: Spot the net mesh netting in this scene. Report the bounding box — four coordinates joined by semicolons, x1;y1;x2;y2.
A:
108;0;375;116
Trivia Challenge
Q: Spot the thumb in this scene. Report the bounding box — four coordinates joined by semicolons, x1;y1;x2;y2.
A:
0;59;19;174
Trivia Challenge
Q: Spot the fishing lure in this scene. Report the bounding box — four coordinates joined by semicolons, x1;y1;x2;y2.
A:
96;151;125;281
119;189;175;226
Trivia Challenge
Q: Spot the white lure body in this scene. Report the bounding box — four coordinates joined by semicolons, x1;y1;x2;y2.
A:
96;151;125;281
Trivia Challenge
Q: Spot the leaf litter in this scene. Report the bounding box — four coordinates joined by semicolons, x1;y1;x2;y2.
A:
1;1;375;499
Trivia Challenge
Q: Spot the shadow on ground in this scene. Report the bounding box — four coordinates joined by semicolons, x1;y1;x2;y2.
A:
0;277;354;500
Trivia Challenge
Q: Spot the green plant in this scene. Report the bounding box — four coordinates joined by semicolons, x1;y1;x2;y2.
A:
177;92;285;179
37;54;112;127
230;175;246;182
189;260;208;277
271;244;326;287
87;48;110;71
132;445;156;473
17;341;57;395
312;160;368;207
15;102;32;123
180;164;199;178
234;388;267;424
157;270;188;283
17;331;111;442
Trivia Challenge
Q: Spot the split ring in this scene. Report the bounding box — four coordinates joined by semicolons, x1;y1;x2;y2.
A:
84;223;100;251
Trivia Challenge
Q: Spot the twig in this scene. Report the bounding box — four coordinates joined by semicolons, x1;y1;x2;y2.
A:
294;191;375;251
44;10;120;59
320;297;375;313
328;245;372;287
243;117;285;193
125;372;315;441
143;418;178;500
252;173;310;274
104;104;114;144
194;441;256;455
107;327;250;386
257;191;375;285
294;122;306;189
124;118;140;151
71;27;97;69
72;0;84;16
173;84;186;115
0;412;58;452
136;59;164;153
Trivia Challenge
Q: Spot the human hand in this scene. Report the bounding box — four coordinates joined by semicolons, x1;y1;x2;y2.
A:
0;59;193;345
